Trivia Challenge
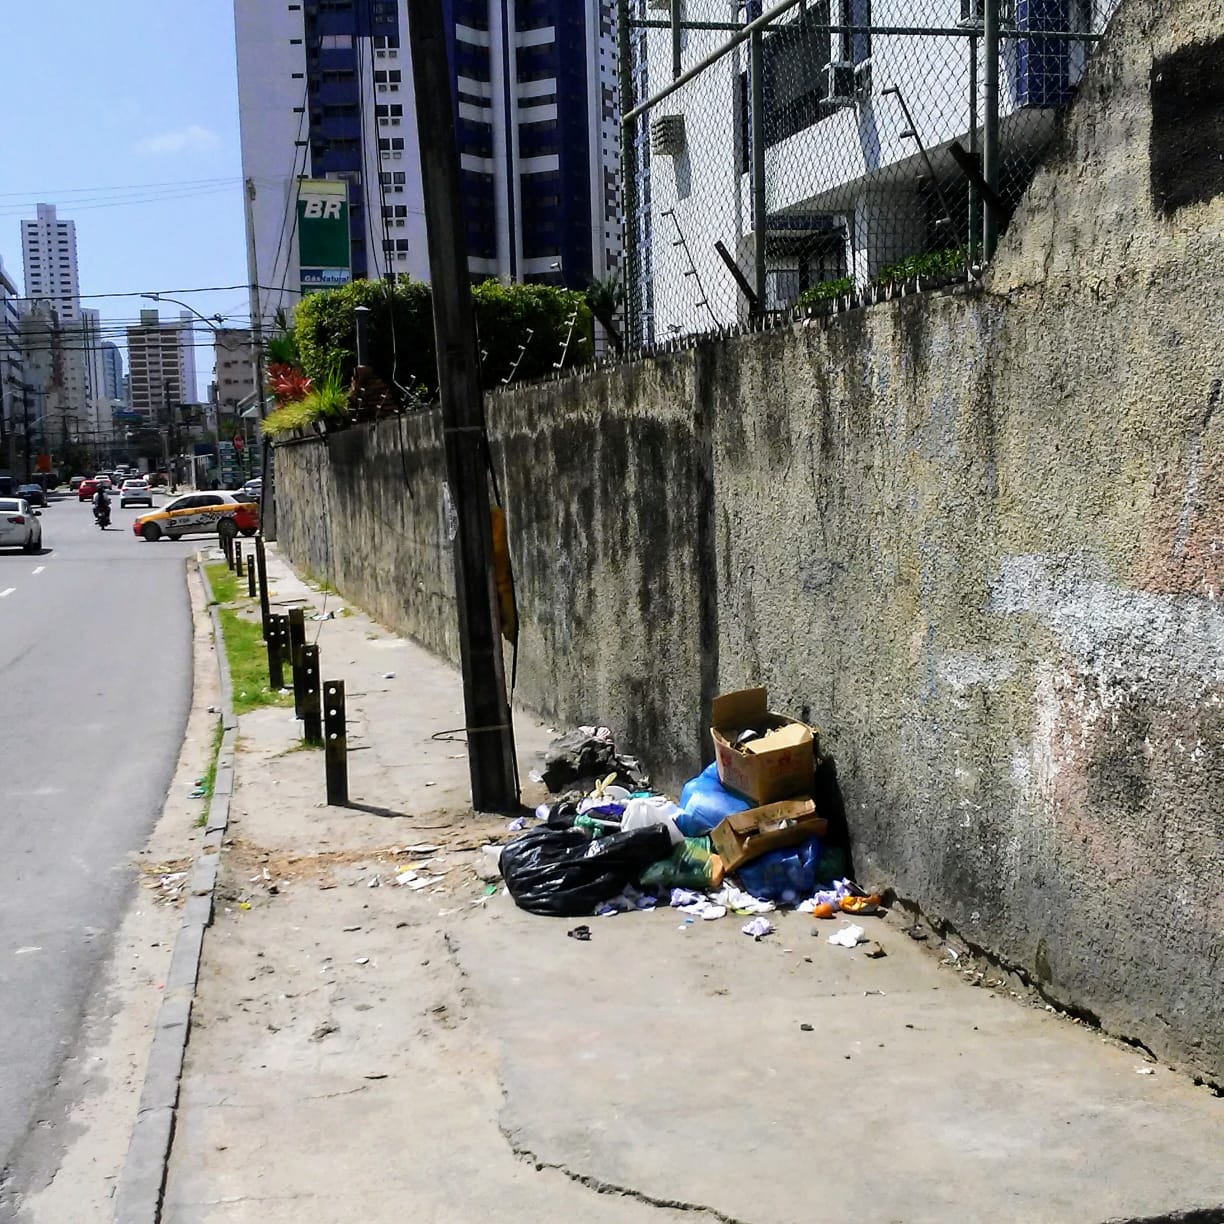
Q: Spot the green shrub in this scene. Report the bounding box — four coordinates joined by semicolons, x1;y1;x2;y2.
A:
291;277;592;398
796;276;855;310
877;248;967;285
261;367;349;438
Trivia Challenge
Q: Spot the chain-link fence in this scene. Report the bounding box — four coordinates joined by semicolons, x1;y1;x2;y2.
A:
617;0;1117;353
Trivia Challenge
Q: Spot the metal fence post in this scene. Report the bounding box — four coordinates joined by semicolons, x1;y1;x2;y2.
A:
323;680;348;806
288;607;306;718
300;644;322;745
982;0;1001;259
255;535;271;634
246;555;256;598
750;28;767;310
618;0;639;351
267;612;286;692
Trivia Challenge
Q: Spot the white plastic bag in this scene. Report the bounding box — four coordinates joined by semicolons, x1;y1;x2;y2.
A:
621;796;684;845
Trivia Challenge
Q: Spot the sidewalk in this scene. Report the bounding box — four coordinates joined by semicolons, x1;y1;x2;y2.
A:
161;545;1224;1224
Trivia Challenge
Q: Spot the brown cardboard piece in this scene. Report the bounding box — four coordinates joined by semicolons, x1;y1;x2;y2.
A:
709;798;828;872
710;687;816;805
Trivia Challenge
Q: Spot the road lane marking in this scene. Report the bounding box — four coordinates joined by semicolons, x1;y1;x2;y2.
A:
0;588;14;598
32;566;44;575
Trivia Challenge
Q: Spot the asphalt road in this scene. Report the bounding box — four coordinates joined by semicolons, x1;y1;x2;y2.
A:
0;491;197;1193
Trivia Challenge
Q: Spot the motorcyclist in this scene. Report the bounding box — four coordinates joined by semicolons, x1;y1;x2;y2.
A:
93;483;111;525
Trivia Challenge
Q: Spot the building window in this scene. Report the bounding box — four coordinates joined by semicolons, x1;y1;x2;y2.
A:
320;34;354;49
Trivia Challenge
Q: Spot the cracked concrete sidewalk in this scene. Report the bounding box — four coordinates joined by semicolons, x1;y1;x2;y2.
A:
162;545;1224;1224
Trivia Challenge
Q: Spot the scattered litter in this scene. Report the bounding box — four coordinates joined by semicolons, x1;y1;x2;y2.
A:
238;901;251;911
507;816;526;832
528;769;544;784
207;705;218;714
403;843;441;854
828;924;867;948
712;882;776;915
864;941;887;959
474;845;503;882
483;883;498;896
366;875;382;888
1135;1066;1155;1075
364;1073;388;1080
800;1023;814;1032
354;957;370;965
311;1022;339;1041
343;926;361;933
943;946;961;963
424;781;437;788
567;925;592;941
189;787;206;798
311;611;336;621
904;925;928;942
596;886;657;916
383;671;396;679
742;916;774;940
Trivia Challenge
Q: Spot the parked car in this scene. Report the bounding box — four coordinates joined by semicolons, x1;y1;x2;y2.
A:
68;475;87;492
78;479;99;502
132;491;259;542
146;471;168;487
119;478;154;508
240;477;263;501
16;483;47;508
0;498;42;553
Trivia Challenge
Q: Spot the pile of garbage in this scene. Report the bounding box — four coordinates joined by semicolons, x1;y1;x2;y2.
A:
500;690;880;933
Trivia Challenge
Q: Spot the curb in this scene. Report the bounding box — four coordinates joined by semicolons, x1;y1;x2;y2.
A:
113;554;238;1224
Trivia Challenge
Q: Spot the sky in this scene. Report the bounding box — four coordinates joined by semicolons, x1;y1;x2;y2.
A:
0;1;248;396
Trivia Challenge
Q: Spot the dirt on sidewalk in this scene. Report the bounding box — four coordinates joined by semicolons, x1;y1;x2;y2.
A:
162;547;1224;1224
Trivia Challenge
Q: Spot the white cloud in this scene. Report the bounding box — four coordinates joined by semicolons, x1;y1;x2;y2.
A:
134;125;220;156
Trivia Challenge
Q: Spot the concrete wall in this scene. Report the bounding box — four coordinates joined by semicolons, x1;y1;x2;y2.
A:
275;0;1224;1083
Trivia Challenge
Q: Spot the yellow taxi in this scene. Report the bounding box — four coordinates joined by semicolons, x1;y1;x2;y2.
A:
132;491;259;543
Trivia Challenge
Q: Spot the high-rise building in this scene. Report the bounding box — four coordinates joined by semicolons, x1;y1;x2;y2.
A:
21;204;81;325
234;0;621;326
0;257;24;464
101;342;125;403
212;329;256;423
126;309;187;424
177;311;200;406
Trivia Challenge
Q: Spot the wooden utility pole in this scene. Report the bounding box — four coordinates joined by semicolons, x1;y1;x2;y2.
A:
407;0;519;812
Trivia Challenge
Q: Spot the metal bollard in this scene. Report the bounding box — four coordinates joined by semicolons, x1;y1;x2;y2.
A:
221;531;232;569
288;607;307;718
255;536;271;634
247;555;256;598
233;539;243;576
323;680;348;805
266;612;287;692
301;645;322;745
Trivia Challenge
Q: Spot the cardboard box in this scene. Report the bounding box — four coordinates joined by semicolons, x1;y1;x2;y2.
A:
709;797;828;872
711;687;816;804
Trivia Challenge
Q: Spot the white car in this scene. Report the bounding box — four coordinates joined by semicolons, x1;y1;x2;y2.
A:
120;478;154;508
0;498;43;553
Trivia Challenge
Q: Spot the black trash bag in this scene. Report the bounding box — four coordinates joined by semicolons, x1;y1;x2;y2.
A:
499;825;673;917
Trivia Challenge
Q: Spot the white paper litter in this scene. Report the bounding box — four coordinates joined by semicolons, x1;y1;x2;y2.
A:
828;923;867;947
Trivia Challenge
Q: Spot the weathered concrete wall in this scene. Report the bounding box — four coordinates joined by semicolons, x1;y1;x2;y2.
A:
276;0;1224;1082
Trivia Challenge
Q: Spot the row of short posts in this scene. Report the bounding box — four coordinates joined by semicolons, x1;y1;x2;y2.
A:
252;536;349;806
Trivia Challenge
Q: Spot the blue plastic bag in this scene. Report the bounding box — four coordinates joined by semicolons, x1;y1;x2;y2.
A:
676;761;752;837
735;837;822;905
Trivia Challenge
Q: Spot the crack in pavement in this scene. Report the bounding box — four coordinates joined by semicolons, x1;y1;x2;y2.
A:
500;1126;757;1224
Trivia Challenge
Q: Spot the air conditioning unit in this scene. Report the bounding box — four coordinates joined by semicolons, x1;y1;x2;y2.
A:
646;0;671;10
376;48;387;57
824;61;857;106
650;113;686;156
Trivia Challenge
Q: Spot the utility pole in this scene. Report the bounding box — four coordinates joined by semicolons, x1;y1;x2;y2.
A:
408;0;520;813
245;177;273;539
163;378;178;494
21;384;32;482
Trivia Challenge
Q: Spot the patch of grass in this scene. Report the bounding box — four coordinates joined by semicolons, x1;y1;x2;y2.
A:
276;738;323;757
205;561;239;605
217;606;294;716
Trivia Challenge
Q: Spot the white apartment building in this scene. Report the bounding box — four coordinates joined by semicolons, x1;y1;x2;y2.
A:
234;0;621;332
212;328;256;420
126;309;188;424
21;203;81;325
636;0;1111;339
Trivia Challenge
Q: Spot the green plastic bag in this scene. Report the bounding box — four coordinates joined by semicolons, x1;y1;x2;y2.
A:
639;837;725;891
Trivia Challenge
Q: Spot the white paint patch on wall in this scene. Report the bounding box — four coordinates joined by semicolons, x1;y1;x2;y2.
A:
936;651;1017;692
990;554;1224;689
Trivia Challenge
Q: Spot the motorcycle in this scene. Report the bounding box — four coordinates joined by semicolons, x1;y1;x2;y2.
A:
93;500;111;530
